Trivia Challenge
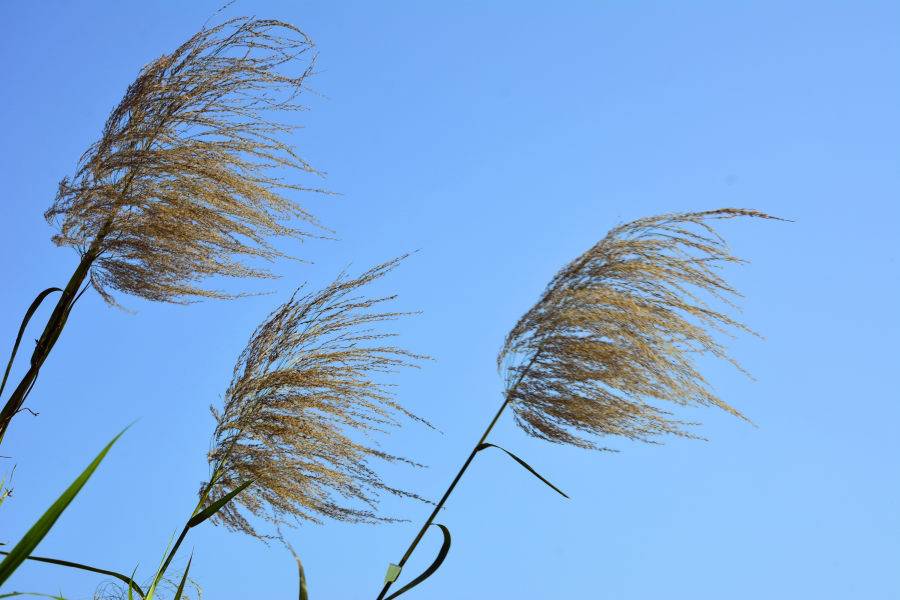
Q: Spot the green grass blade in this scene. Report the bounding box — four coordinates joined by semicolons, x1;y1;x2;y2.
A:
0;427;127;586
288;543;308;600
384;524;451;600
146;530;178;600
0;288;61;399
476;443;569;498
298;560;308;600
186;478;255;529
173;553;192;600
0;552;144;598
127;568;138;600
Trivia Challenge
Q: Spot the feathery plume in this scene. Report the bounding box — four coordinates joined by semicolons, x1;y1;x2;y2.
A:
376;209;789;600
44;16;330;306
498;208;788;449
202;256;431;542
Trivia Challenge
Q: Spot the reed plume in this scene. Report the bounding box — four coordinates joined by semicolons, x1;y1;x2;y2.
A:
44;16;329;306
375;208;789;600
201;256;432;542
1;15;330;445
498;208;787;448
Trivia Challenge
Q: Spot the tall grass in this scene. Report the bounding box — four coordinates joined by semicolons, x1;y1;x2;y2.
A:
0;14;329;446
374;208;789;600
0;10;789;600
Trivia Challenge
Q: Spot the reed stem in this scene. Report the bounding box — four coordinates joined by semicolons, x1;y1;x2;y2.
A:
155;442;237;587
0;136;150;447
0;250;96;445
374;350;541;600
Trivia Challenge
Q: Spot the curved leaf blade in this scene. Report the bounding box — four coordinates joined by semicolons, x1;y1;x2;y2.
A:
385;524;451;600
0;552;145;598
287;543;307;600
0;427;127;586
476;443;569;498
0;288;61;399
187;478;255;529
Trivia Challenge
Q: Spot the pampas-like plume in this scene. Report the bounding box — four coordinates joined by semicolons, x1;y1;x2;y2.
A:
1;16;328;448
376;208;789;600
201;256;431;542
498;208;788;449
44;16;330;306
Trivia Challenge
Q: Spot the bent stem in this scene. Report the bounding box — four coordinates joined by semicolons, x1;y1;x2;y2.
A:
0;112;170;447
374;350;541;600
0;247;98;445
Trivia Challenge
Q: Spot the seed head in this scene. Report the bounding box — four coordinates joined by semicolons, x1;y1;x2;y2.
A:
44;17;331;306
202;256;431;541
498;208;789;449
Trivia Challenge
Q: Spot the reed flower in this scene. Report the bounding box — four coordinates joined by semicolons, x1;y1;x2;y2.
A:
201;257;431;541
498;208;788;449
44;17;330;306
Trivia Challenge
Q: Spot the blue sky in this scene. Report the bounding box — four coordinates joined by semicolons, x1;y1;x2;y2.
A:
1;1;897;599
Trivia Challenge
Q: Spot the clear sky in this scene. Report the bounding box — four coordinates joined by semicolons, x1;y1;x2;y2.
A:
1;1;897;599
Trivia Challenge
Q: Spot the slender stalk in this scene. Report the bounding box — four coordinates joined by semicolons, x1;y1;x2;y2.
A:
156;432;243;585
155;463;223;587
157;517;197;587
156;376;275;583
0;248;97;444
374;350;541;600
0;114;167;447
157;526;191;592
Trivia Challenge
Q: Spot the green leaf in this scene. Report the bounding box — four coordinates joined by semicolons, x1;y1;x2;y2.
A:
297;560;308;600
146;530;177;600
385;524;451;600
288;544;308;600
186;478;255;529
173;553;192;600
476;443;569;498
0;288;61;399
0;552;144;598
127;568;138;600
0;427;127;586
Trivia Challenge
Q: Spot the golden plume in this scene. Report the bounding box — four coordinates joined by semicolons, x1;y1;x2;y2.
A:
44;17;330;306
202;257;432;541
498;209;789;449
